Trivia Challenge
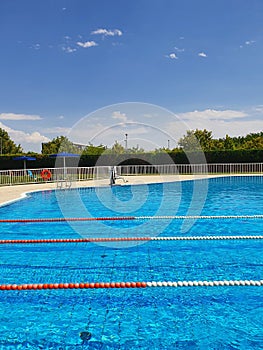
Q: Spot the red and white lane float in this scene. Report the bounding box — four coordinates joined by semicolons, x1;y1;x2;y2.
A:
0;235;262;245
0;216;135;223
0;214;262;224
0;279;262;291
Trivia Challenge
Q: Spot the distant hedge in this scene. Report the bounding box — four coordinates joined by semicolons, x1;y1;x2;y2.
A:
0;155;54;170
204;149;263;163
0;149;262;170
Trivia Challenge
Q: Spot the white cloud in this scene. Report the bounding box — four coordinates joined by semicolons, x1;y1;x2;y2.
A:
168;53;178;59
66;104;263;151
18;131;49;143
252;105;263;113
0;121;50;151
43;127;71;134
91;28;123;37
165;107;263;142
62;46;77;53
174;46;185;52
167;118;263;141
178;109;247;121
245;40;255;45
0;113;42;121
69;121;156;150
76;41;98;48
112;111;127;122
198;52;207;58
31;43;40;50
240;40;256;48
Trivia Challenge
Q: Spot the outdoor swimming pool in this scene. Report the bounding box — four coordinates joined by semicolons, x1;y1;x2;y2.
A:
0;176;263;349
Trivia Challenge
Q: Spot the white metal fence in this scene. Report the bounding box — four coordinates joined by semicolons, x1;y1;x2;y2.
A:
0;163;262;186
120;163;263;175
0;166;110;186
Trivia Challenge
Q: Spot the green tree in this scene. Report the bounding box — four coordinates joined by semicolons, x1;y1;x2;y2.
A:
194;129;213;151
178;130;200;151
223;134;235;150
151;147;169;154
104;141;126;154
82;143;107;155
231;132;263;149
243;136;263;150
41;136;80;155
178;129;215;151
210;139;224;150
0;128;22;154
129;145;145;154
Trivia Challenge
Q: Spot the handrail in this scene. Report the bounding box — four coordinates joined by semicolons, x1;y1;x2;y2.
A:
0;163;262;186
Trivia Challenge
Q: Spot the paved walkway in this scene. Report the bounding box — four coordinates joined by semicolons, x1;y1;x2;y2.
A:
0;173;257;207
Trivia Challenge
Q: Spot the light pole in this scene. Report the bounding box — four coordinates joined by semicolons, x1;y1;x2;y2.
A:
167;139;170;149
125;133;128;150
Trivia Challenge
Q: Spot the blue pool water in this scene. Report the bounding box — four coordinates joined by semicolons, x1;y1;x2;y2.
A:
0;176;263;349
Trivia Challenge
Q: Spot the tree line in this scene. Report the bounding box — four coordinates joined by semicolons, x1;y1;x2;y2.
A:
0;128;263;156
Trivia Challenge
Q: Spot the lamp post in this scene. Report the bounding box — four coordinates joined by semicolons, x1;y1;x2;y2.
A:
125;133;128;150
167;139;170;149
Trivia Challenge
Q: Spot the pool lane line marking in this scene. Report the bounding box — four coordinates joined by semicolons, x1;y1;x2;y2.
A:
0;237;151;244
0;217;136;223
1;279;263;291
1;235;263;245
0;214;263;223
139;215;263;219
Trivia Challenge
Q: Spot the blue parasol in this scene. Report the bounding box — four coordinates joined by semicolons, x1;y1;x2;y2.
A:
49;152;79;178
13;156;36;170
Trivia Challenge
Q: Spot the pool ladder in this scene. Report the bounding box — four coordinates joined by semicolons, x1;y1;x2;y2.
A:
56;179;72;189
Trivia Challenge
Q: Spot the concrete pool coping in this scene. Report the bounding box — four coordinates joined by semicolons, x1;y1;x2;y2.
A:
0;173;261;207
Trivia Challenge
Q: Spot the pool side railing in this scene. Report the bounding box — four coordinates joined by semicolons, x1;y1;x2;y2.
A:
120;163;263;175
0;163;262;186
0;166;111;186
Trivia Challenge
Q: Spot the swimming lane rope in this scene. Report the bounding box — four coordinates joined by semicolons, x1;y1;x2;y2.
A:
0;214;262;223
0;279;263;291
0;235;263;245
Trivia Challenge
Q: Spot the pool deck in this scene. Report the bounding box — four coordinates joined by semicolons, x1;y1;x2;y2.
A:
0;173;259;206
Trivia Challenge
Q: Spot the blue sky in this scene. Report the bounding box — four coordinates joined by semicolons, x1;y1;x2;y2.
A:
0;0;263;151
